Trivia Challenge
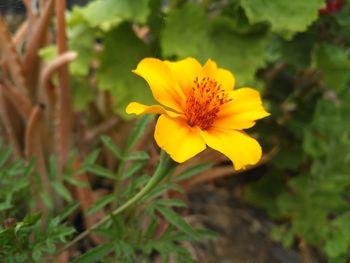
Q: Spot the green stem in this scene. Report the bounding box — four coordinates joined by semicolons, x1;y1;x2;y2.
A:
56;152;173;255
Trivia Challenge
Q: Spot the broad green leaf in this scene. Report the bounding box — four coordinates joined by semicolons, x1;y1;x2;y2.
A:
311;43;350;92
97;23;154;118
71;243;114;263
161;3;211;59
240;0;324;34
71;77;95;111
68;23;95;76
207;20;268;86
160;3;268;86
79;0;151;31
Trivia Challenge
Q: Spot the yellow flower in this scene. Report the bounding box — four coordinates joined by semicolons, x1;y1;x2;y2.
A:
126;57;270;170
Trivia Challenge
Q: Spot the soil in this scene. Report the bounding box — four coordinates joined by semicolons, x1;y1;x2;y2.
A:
187;184;302;263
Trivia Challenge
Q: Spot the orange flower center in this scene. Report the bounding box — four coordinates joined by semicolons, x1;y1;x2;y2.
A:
184;77;231;130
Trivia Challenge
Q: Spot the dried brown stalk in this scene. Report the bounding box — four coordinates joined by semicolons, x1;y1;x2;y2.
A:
22;0;54;97
25;105;51;219
1;82;33;120
55;0;73;172
0;16;28;96
13;20;29;46
0;85;23;157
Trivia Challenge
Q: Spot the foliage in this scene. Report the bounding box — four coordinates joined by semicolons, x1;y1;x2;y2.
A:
2;0;350;261
0;117;214;262
243;2;350;262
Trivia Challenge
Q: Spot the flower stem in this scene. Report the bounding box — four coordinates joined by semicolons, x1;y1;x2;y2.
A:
56;152;174;255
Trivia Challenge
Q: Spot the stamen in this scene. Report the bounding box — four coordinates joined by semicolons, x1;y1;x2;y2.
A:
184;77;232;130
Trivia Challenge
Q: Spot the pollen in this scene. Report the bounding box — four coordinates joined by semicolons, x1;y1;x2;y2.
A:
184;77;232;130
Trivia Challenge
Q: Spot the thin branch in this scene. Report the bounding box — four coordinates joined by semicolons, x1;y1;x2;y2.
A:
84;116;120;142
182;147;279;188
13;20;29;46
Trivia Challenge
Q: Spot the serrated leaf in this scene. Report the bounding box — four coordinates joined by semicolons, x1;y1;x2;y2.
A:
312;43;350;92
87;194;115;216
71;243;114;263
79;0;151;31
240;0;324;34
97;23;154;118
208;21;268;86
161;3;210;58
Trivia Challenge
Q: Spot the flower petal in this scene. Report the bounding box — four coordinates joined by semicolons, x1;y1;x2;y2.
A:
133;58;186;112
213;88;270;130
126;102;180;118
154;115;206;163
164;57;202;97
201;128;262;170
203;59;235;90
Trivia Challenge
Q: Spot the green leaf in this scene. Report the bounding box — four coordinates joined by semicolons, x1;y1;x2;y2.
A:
161;3;211;58
311;43;350;92
175;163;212;181
51;182;73;202
71;243;114;263
57;202;80;222
156;207;199;238
122;162;145;179
160;3;268;86
123;151;149;161
68;23;95;76
0;145;11;167
125;115;154;152
71;77;95;111
82;149;101;167
97;23;154;118
87;194;115;216
79;0;151;31
240;0;324;34
101;135;122;159
86;164;115;180
207;20;268;86
154;199;186;208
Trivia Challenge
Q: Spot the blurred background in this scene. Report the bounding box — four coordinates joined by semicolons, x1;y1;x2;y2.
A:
0;0;350;262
